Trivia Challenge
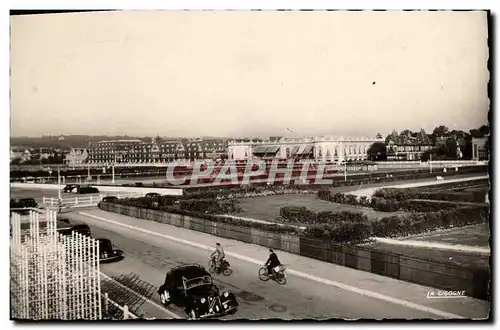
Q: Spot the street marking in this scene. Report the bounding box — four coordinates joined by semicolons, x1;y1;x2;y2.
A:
81;212;465;319
100;272;183;319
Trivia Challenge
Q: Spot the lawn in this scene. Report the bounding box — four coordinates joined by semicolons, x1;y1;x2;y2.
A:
364;241;490;269
236;194;406;222
409;223;491;248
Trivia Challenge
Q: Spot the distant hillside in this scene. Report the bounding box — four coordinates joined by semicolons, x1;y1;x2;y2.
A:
10;135;140;149
10;135;234;149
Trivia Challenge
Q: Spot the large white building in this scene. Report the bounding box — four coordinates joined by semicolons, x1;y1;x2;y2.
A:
227;136;383;163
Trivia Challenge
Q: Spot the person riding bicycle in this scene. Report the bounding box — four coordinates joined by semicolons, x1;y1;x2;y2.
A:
210;243;225;271
265;249;282;275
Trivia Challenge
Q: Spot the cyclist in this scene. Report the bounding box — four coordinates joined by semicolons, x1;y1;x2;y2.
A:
264;249;282;276
210;243;225;272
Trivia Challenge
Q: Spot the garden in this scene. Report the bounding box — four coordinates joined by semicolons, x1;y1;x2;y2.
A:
102;175;489;245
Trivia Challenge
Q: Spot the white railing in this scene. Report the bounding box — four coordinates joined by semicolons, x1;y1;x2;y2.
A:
42;192;145;208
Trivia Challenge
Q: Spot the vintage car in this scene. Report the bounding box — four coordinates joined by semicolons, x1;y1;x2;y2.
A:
10;198;39;215
58;223;92;237
63;184;78;193
97;238;124;263
157;264;238;319
76;185;100;194
97;196;118;208
145;192;161;199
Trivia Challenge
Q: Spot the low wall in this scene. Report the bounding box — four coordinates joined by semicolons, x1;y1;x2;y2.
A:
99;202;490;301
10;183;183;196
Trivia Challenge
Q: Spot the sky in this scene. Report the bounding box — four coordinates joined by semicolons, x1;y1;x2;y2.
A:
10;10;489;138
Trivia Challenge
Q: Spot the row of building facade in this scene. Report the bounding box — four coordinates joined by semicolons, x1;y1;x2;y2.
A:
80;136;382;165
11;130;490;166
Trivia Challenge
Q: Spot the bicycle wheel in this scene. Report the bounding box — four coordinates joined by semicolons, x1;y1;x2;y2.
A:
208;259;216;273
275;273;287;285
223;266;233;276
258;267;270;281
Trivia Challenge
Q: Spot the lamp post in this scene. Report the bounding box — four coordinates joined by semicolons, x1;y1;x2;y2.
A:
57;165;61;200
344;161;347;181
429;152;432;174
112;152;116;184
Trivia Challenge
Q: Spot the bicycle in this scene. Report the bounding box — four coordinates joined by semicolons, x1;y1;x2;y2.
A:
208;256;233;276
258;264;287;285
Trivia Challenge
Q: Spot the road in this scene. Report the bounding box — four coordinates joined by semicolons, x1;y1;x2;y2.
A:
64;209;489;320
10;186;491;320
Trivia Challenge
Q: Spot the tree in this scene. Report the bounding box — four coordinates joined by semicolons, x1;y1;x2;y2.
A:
432;125;449;137
478;124;490;137
367;142;387;161
420;150;432;162
435;138;458;159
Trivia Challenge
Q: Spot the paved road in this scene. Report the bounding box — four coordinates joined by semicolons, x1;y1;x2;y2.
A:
10;186;490;320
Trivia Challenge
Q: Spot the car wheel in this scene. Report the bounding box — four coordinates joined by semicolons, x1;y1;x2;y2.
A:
160;290;171;305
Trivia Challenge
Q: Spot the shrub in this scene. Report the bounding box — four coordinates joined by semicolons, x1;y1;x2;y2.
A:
280;206;317;224
302;221;372;243
371;197;403;212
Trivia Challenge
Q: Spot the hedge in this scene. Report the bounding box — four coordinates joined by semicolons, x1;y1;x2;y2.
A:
371;207;489;237
116;196;242;215
279;206;368;225
278;204;488;239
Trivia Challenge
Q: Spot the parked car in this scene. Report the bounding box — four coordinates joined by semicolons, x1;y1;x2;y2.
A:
97;238;124;263
98;196;118;208
63;184;78;193
76;185;99;194
145;192;161;199
58;223;92;237
157;264;238;319
10;198;39;215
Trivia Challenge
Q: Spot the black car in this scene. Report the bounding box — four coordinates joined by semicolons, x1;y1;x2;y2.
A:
98;196;118;208
77;185;99;194
63;184;78;193
157;264;238;319
10;198;39;215
145;192;161;199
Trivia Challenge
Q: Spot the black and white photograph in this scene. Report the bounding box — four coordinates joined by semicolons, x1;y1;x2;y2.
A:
7;6;493;322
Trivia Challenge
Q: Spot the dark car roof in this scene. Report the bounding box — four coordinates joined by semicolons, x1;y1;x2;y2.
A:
168;264;209;279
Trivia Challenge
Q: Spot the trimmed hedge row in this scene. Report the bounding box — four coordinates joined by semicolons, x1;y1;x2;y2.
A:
318;189;372;207
278;204;489;239
371;196;490;213
279;206;368;225
117;196;242;215
371;207;489;237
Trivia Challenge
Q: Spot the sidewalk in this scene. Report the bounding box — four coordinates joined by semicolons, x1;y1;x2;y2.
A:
79;208;489;319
